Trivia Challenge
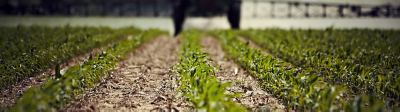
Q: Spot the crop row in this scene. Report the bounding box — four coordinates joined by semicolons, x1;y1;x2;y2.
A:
0;25;113;58
210;30;391;111
0;26;142;89
170;30;246;111
235;29;400;106
1;29;166;111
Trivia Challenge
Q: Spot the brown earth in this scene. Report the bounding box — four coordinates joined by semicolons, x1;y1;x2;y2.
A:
200;36;286;111
0;42;110;108
65;36;189;112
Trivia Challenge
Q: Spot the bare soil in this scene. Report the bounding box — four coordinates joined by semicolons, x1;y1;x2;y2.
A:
0;44;108;108
200;36;286;111
65;36;189;112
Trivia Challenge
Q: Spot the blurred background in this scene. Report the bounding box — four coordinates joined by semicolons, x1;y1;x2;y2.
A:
1;0;400;33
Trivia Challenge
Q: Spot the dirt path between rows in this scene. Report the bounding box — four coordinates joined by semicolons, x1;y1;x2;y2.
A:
0;40;114;108
237;36;270;56
66;36;189;112
200;36;286;111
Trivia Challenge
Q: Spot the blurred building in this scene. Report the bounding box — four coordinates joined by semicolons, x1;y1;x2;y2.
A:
1;0;400;18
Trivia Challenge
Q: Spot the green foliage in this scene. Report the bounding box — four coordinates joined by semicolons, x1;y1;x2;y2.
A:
171;30;246;112
345;94;385;112
2;29;167;111
236;28;400;107
210;30;386;111
0;25;141;89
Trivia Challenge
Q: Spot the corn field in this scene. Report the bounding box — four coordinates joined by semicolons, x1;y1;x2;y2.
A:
0;26;399;112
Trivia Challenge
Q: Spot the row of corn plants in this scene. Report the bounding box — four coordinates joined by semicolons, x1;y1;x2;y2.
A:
0;26;142;89
235;28;400;107
210;30;392;111
170;30;246;111
0;29;166;111
0;25;112;58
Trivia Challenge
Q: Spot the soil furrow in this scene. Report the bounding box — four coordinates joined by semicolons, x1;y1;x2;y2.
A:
66;36;188;112
200;36;285;111
237;36;271;56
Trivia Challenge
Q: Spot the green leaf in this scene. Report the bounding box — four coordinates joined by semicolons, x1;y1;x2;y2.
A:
55;64;61;78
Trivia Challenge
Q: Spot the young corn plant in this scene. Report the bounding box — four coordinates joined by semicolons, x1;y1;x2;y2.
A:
171;30;246;111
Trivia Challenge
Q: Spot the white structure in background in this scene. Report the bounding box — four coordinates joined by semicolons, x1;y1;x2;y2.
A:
1;0;400;32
